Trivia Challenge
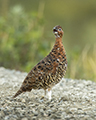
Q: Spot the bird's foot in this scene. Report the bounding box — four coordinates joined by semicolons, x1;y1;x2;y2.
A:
44;89;52;100
48;90;52;100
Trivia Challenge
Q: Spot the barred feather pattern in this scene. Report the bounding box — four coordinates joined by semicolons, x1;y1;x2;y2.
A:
13;25;67;99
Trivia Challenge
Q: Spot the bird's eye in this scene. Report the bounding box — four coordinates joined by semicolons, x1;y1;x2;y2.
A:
59;28;61;31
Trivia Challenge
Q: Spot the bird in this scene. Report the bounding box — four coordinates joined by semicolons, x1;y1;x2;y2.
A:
13;25;67;100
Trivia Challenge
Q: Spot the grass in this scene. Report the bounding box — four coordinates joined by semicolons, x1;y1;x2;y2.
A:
67;44;96;82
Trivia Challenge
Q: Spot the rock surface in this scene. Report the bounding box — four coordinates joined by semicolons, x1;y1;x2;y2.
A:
0;67;96;120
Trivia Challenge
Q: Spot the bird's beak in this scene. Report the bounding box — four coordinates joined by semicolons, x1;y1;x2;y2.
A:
53;27;58;35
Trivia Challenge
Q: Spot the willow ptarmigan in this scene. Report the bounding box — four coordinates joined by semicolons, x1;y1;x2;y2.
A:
13;25;67;100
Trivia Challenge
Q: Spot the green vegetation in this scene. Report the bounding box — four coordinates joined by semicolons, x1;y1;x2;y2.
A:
0;6;96;82
68;44;96;81
0;6;48;71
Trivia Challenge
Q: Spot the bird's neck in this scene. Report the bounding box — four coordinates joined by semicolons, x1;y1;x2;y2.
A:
51;37;64;52
55;37;63;46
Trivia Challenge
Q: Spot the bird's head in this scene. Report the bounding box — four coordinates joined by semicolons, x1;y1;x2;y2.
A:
53;25;64;38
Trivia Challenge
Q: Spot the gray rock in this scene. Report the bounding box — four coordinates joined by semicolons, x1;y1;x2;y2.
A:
0;67;96;119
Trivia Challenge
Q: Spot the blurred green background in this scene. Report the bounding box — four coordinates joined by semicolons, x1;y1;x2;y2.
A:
0;0;96;81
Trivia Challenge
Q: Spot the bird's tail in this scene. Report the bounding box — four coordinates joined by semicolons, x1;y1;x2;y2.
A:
13;88;23;98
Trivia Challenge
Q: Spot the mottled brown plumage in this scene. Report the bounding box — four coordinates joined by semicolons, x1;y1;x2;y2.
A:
13;25;67;99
